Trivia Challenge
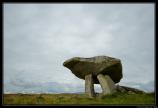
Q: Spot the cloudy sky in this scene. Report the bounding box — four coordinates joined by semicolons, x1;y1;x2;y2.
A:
3;3;155;93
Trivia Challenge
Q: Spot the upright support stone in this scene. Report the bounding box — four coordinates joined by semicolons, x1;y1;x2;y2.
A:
97;74;116;95
85;74;95;98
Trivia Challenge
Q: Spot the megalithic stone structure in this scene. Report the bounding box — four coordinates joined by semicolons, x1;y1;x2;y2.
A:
63;56;122;98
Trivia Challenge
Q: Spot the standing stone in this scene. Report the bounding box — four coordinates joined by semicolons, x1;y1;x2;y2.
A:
85;74;95;98
97;74;116;95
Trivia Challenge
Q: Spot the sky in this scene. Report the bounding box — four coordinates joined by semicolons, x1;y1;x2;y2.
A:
3;3;155;93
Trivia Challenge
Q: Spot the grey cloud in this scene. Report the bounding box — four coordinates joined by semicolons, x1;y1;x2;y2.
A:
3;4;155;93
4;78;85;93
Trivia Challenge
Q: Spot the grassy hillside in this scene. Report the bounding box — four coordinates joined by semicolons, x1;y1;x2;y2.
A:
3;92;155;105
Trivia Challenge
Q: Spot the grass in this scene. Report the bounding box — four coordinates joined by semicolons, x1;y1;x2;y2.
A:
3;92;155;105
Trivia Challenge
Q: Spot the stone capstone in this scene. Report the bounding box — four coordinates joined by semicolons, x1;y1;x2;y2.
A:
63;56;123;84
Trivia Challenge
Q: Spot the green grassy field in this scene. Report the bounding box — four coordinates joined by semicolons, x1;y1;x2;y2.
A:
3;92;155;105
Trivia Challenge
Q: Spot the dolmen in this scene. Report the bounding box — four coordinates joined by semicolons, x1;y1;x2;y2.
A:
63;56;123;98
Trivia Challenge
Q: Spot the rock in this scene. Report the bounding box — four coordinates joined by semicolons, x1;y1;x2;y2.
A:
116;85;127;93
85;74;95;98
97;74;116;95
128;91;135;94
120;85;145;94
63;56;123;84
116;85;145;94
